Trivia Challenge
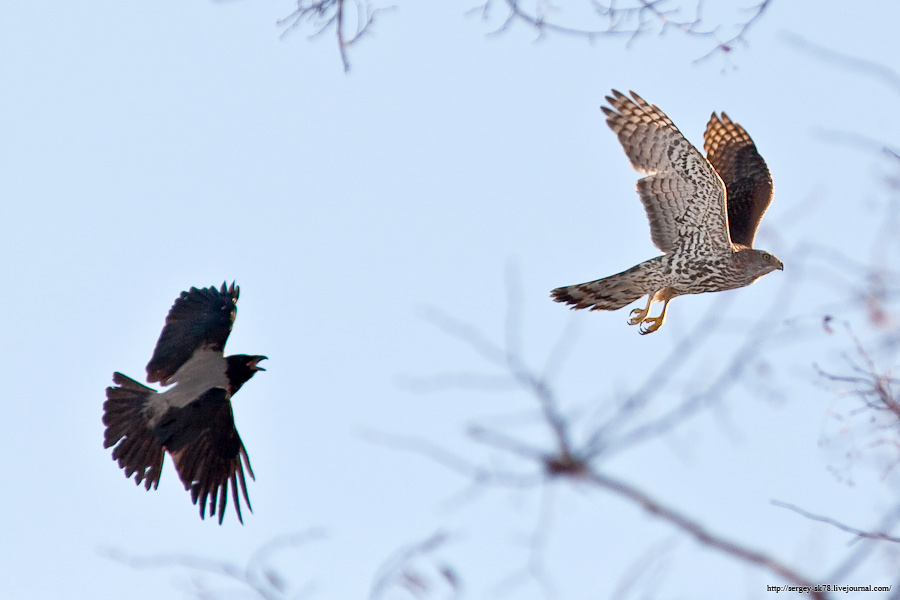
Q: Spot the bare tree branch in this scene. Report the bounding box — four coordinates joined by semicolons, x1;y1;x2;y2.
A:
394;260;826;595
369;531;461;600
593;271;798;458
693;0;771;63
771;500;900;545
826;501;900;582
607;536;679;600
816;320;900;423
585;469;825;596
278;0;392;72
785;33;900;95
472;0;772;63
101;530;326;600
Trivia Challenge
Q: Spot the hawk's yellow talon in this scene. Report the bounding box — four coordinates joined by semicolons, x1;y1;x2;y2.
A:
639;298;671;335
639;317;664;335
628;294;655;325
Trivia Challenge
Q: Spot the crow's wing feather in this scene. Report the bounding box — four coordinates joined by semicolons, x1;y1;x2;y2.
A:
153;387;254;524
146;282;239;385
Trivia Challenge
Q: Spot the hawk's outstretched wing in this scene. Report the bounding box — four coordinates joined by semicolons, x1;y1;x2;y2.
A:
146;282;238;385
704;112;773;248
152;388;254;524
603;90;731;254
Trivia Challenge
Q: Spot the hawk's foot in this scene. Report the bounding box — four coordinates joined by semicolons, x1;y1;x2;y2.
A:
628;294;657;326
628;307;649;325
639;317;665;335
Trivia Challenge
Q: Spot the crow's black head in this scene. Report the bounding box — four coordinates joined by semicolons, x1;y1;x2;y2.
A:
225;354;267;395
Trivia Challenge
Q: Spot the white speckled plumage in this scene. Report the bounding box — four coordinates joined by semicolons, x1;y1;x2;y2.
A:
552;90;782;334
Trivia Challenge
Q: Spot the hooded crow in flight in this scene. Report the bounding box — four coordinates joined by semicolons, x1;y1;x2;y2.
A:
103;282;266;524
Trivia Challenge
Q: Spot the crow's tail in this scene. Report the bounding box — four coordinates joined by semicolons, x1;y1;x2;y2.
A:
103;372;165;490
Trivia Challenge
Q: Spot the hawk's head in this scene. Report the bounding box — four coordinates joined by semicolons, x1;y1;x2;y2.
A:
741;248;783;283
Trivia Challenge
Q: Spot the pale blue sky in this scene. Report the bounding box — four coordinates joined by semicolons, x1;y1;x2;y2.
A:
2;1;900;598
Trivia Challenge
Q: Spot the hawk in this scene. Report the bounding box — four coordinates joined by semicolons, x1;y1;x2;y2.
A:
102;282;266;524
552;90;783;334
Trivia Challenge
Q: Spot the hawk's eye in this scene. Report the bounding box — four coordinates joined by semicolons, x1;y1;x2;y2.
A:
762;253;772;262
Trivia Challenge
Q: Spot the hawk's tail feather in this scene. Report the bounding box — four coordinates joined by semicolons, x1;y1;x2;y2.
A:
103;372;165;491
551;265;647;312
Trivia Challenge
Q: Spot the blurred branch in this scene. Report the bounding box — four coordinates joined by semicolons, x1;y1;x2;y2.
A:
101;530;326;600
771;500;900;544
607;536;678;600
790;180;900;329
815;318;900;490
816;129;900;163
785;33;900;95
692;0;771;62
826;501;900;582
586;469;824;596
581;292;733;457
364;428;545;489
370;531;461;600
491;484;559;597
592;271;797;458
816;320;900;422
397;265;821;593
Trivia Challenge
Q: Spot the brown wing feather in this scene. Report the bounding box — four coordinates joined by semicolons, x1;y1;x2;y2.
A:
704;113;773;248
603;90;731;254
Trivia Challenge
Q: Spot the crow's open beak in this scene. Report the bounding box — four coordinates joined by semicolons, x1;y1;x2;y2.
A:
251;356;268;371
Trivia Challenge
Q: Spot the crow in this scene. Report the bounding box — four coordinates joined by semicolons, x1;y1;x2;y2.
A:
103;282;266;524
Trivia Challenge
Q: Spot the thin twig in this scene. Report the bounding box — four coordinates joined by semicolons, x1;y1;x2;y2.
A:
771;500;900;544
475;0;771;63
586;470;825;597
785;33;900;95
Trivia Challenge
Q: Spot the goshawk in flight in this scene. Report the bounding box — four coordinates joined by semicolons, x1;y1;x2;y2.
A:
103;282;266;524
552;90;783;334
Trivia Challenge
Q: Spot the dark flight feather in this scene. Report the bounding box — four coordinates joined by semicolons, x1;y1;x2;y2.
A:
704;113;774;248
146;282;239;384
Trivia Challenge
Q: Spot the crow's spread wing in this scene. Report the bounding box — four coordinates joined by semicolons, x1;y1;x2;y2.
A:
146;282;239;385
152;387;253;524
